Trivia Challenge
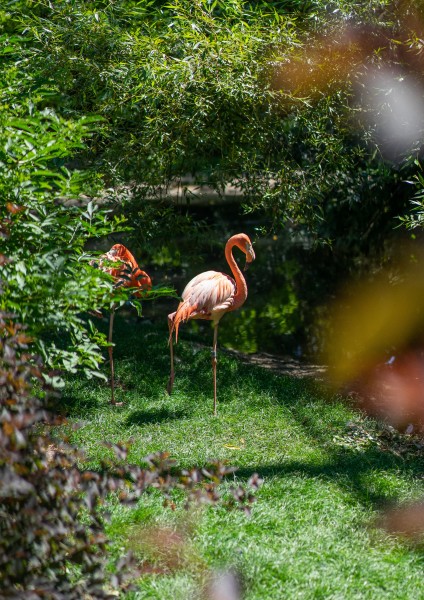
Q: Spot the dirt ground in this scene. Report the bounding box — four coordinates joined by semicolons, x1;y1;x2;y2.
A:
223;348;327;380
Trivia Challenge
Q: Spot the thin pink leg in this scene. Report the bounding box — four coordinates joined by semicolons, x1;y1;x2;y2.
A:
108;308;122;406
212;324;218;416
166;314;175;395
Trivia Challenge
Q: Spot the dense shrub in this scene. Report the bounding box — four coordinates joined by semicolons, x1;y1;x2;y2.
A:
0;34;173;380
0;313;260;598
5;0;403;244
0;37;127;377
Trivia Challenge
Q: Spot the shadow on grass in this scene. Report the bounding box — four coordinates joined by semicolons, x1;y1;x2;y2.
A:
229;364;424;509
65;318;424;514
126;407;188;426
61;382;105;415
235;443;422;510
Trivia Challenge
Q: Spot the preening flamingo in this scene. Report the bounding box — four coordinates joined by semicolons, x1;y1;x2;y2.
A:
93;244;152;405
167;233;255;415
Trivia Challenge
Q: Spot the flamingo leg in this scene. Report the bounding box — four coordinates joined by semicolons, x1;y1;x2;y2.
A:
166;315;175;395
108;307;122;406
212;324;219;416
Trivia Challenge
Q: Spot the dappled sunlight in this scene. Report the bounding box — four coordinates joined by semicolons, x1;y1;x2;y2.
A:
6;0;424;595
126;407;190;426
66;316;424;511
61;316;424;591
236;453;414;511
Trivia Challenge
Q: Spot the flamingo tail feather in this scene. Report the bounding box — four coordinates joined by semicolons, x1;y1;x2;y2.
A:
168;301;199;344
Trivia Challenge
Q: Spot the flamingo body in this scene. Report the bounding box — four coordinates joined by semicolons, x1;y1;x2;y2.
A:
99;244;152;295
171;270;237;341
93;243;151;405
167;233;255;414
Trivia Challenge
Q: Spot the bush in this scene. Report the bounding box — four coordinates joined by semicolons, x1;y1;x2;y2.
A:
0;25;150;380
8;0;381;237
0;27;127;377
0;313;260;598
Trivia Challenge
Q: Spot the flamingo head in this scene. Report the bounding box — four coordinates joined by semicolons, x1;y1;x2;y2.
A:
229;233;255;271
106;244;126;260
244;240;255;271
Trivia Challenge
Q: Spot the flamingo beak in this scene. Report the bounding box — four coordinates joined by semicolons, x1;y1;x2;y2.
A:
244;244;255;271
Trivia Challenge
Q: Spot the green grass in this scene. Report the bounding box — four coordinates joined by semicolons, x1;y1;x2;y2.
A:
63;315;424;599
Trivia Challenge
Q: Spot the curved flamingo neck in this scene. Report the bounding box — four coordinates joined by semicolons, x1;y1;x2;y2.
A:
135;269;152;290
225;238;248;309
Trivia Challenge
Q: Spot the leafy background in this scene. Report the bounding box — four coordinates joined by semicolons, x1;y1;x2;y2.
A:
3;0;424;597
3;0;424;375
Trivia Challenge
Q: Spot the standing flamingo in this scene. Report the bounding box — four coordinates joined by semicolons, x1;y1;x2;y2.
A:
167;233;255;415
93;244;152;405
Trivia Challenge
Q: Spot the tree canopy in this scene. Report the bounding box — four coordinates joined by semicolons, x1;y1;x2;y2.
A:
2;0;424;373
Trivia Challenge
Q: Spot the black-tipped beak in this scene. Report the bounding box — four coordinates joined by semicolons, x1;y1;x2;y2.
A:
244;246;255;271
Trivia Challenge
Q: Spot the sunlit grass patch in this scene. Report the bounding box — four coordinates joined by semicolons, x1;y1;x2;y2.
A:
63;316;424;599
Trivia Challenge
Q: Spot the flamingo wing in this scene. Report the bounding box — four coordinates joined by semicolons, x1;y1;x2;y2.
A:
131;268;152;296
98;244;151;293
113;246;151;291
182;271;235;312
171;271;236;341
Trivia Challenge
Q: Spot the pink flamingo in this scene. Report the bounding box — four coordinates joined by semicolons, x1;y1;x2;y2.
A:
94;244;152;405
167;233;255;415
